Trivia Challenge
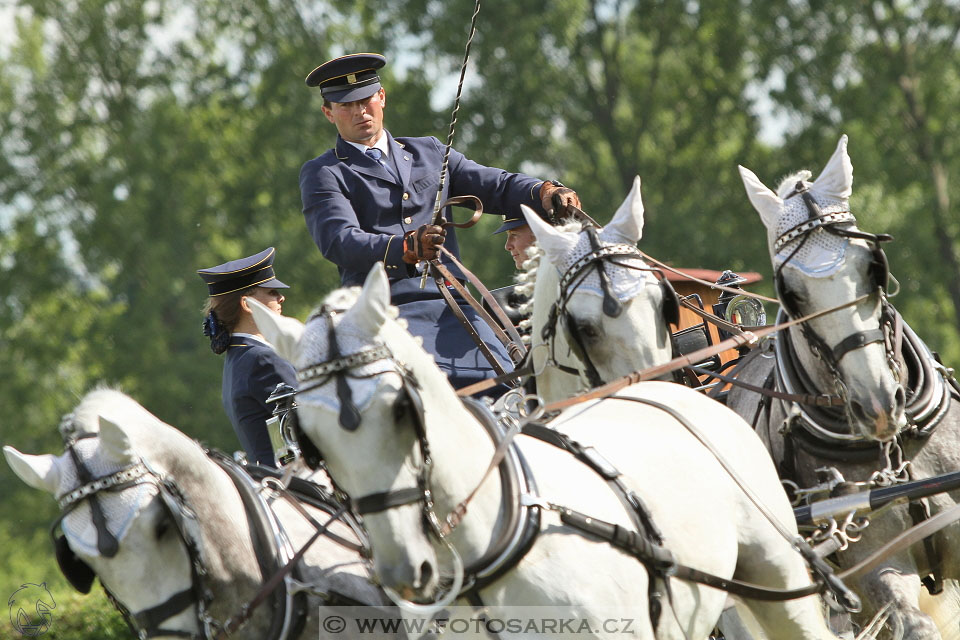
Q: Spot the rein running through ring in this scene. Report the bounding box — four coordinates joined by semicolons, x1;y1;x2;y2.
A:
540;221;681;388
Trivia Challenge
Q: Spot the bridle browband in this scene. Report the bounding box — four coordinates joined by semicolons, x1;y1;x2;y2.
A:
541;224;680;388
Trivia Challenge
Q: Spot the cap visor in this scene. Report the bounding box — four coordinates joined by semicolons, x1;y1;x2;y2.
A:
260;277;290;290
322;82;381;103
492;220;527;235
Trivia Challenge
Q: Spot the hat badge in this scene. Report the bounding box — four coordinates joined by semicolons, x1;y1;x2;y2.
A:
347;73;357;84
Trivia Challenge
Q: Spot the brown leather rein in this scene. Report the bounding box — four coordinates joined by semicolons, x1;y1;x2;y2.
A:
456;293;872;403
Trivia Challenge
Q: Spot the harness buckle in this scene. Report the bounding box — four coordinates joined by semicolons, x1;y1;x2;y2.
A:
519;493;552;511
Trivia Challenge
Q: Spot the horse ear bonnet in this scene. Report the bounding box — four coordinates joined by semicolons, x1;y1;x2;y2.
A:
54;534;96;594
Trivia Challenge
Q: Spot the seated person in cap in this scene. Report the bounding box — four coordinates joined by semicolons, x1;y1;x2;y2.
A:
198;247;296;467
299;52;580;391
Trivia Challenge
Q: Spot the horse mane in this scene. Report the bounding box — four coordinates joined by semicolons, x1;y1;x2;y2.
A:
775;169;812;200
65;387;161;438
514;220;583;338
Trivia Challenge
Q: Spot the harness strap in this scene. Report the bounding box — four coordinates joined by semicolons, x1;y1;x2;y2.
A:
430;263;510;378
831;328;885;363
690;365;844;407
520;422;670;626
432;259;524;370
542;292;872;414
353;488;423;515
133;588;198;634
214;503;348;639
438;245;527;359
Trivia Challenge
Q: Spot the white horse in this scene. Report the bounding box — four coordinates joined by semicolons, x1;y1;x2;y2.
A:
514;176;676;404
250;263;847;640
4;388;393;640
727;135;960;639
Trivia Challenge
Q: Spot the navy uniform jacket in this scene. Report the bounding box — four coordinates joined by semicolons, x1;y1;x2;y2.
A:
222;335;297;466
300;132;545;389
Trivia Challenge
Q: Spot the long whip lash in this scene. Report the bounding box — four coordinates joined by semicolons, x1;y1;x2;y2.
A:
421;0;482;287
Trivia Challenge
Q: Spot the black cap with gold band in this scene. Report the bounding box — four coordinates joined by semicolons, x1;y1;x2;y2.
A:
305;53;386;103
197;247;289;297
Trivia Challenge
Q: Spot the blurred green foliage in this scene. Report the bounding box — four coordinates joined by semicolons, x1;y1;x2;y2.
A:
1;0;959;637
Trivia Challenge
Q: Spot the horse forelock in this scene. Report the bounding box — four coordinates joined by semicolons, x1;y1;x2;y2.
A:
775;170;813;200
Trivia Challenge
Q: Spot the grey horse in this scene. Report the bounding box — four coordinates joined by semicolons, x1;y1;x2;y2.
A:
727;135;960;640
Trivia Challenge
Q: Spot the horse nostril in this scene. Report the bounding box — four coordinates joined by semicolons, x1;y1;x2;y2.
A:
893;386;906;415
415;560;434;590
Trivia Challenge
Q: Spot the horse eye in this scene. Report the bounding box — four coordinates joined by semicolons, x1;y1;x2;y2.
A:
155;518;170;540
577;322;601;340
393;395;409;420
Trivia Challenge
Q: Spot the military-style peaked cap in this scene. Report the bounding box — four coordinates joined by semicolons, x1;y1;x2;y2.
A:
197;247;289;297
493;212;530;235
305;53;386;103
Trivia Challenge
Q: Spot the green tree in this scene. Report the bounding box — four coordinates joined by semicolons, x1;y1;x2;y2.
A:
745;0;960;361
381;0;777;286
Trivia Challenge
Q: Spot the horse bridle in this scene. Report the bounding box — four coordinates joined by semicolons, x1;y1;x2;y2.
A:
51;426;216;640
295;306;446;541
50;420;349;640
774;181;900;429
540;224;681;388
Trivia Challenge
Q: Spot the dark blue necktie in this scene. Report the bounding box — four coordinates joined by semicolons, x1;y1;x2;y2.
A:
365;147;398;181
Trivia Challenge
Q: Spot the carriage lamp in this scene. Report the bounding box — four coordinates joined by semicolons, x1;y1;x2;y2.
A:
713;270;766;345
266;382;301;467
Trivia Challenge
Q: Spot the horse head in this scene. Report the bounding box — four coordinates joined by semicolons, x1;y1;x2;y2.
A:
739;135;905;441
522;176;677;402
251;266;446;605
3;389;219;639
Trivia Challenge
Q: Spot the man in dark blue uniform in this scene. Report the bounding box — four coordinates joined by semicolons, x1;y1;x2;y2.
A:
198;247;296;467
299;52;580;390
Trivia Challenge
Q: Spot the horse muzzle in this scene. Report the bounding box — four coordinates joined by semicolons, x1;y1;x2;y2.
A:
847;384;907;442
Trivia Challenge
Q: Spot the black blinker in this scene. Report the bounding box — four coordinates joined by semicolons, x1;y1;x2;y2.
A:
54;534;96;594
660;279;681;327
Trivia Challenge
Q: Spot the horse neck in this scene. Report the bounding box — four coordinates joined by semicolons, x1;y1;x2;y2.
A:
382;319;506;559
140;426;265;604
529;253;586;403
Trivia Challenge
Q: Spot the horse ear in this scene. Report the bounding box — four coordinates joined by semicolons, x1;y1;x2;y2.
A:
600;175;644;244
346;263;391;335
738;165;782;230
249;297;305;362
3;446;62;494
811;134;853;200
98;416;136;464
521;204;578;264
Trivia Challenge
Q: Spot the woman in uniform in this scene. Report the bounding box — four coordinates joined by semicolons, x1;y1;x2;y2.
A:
197;247;296;467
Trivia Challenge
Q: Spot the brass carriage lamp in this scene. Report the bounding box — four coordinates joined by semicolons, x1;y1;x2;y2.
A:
713;270;767;345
